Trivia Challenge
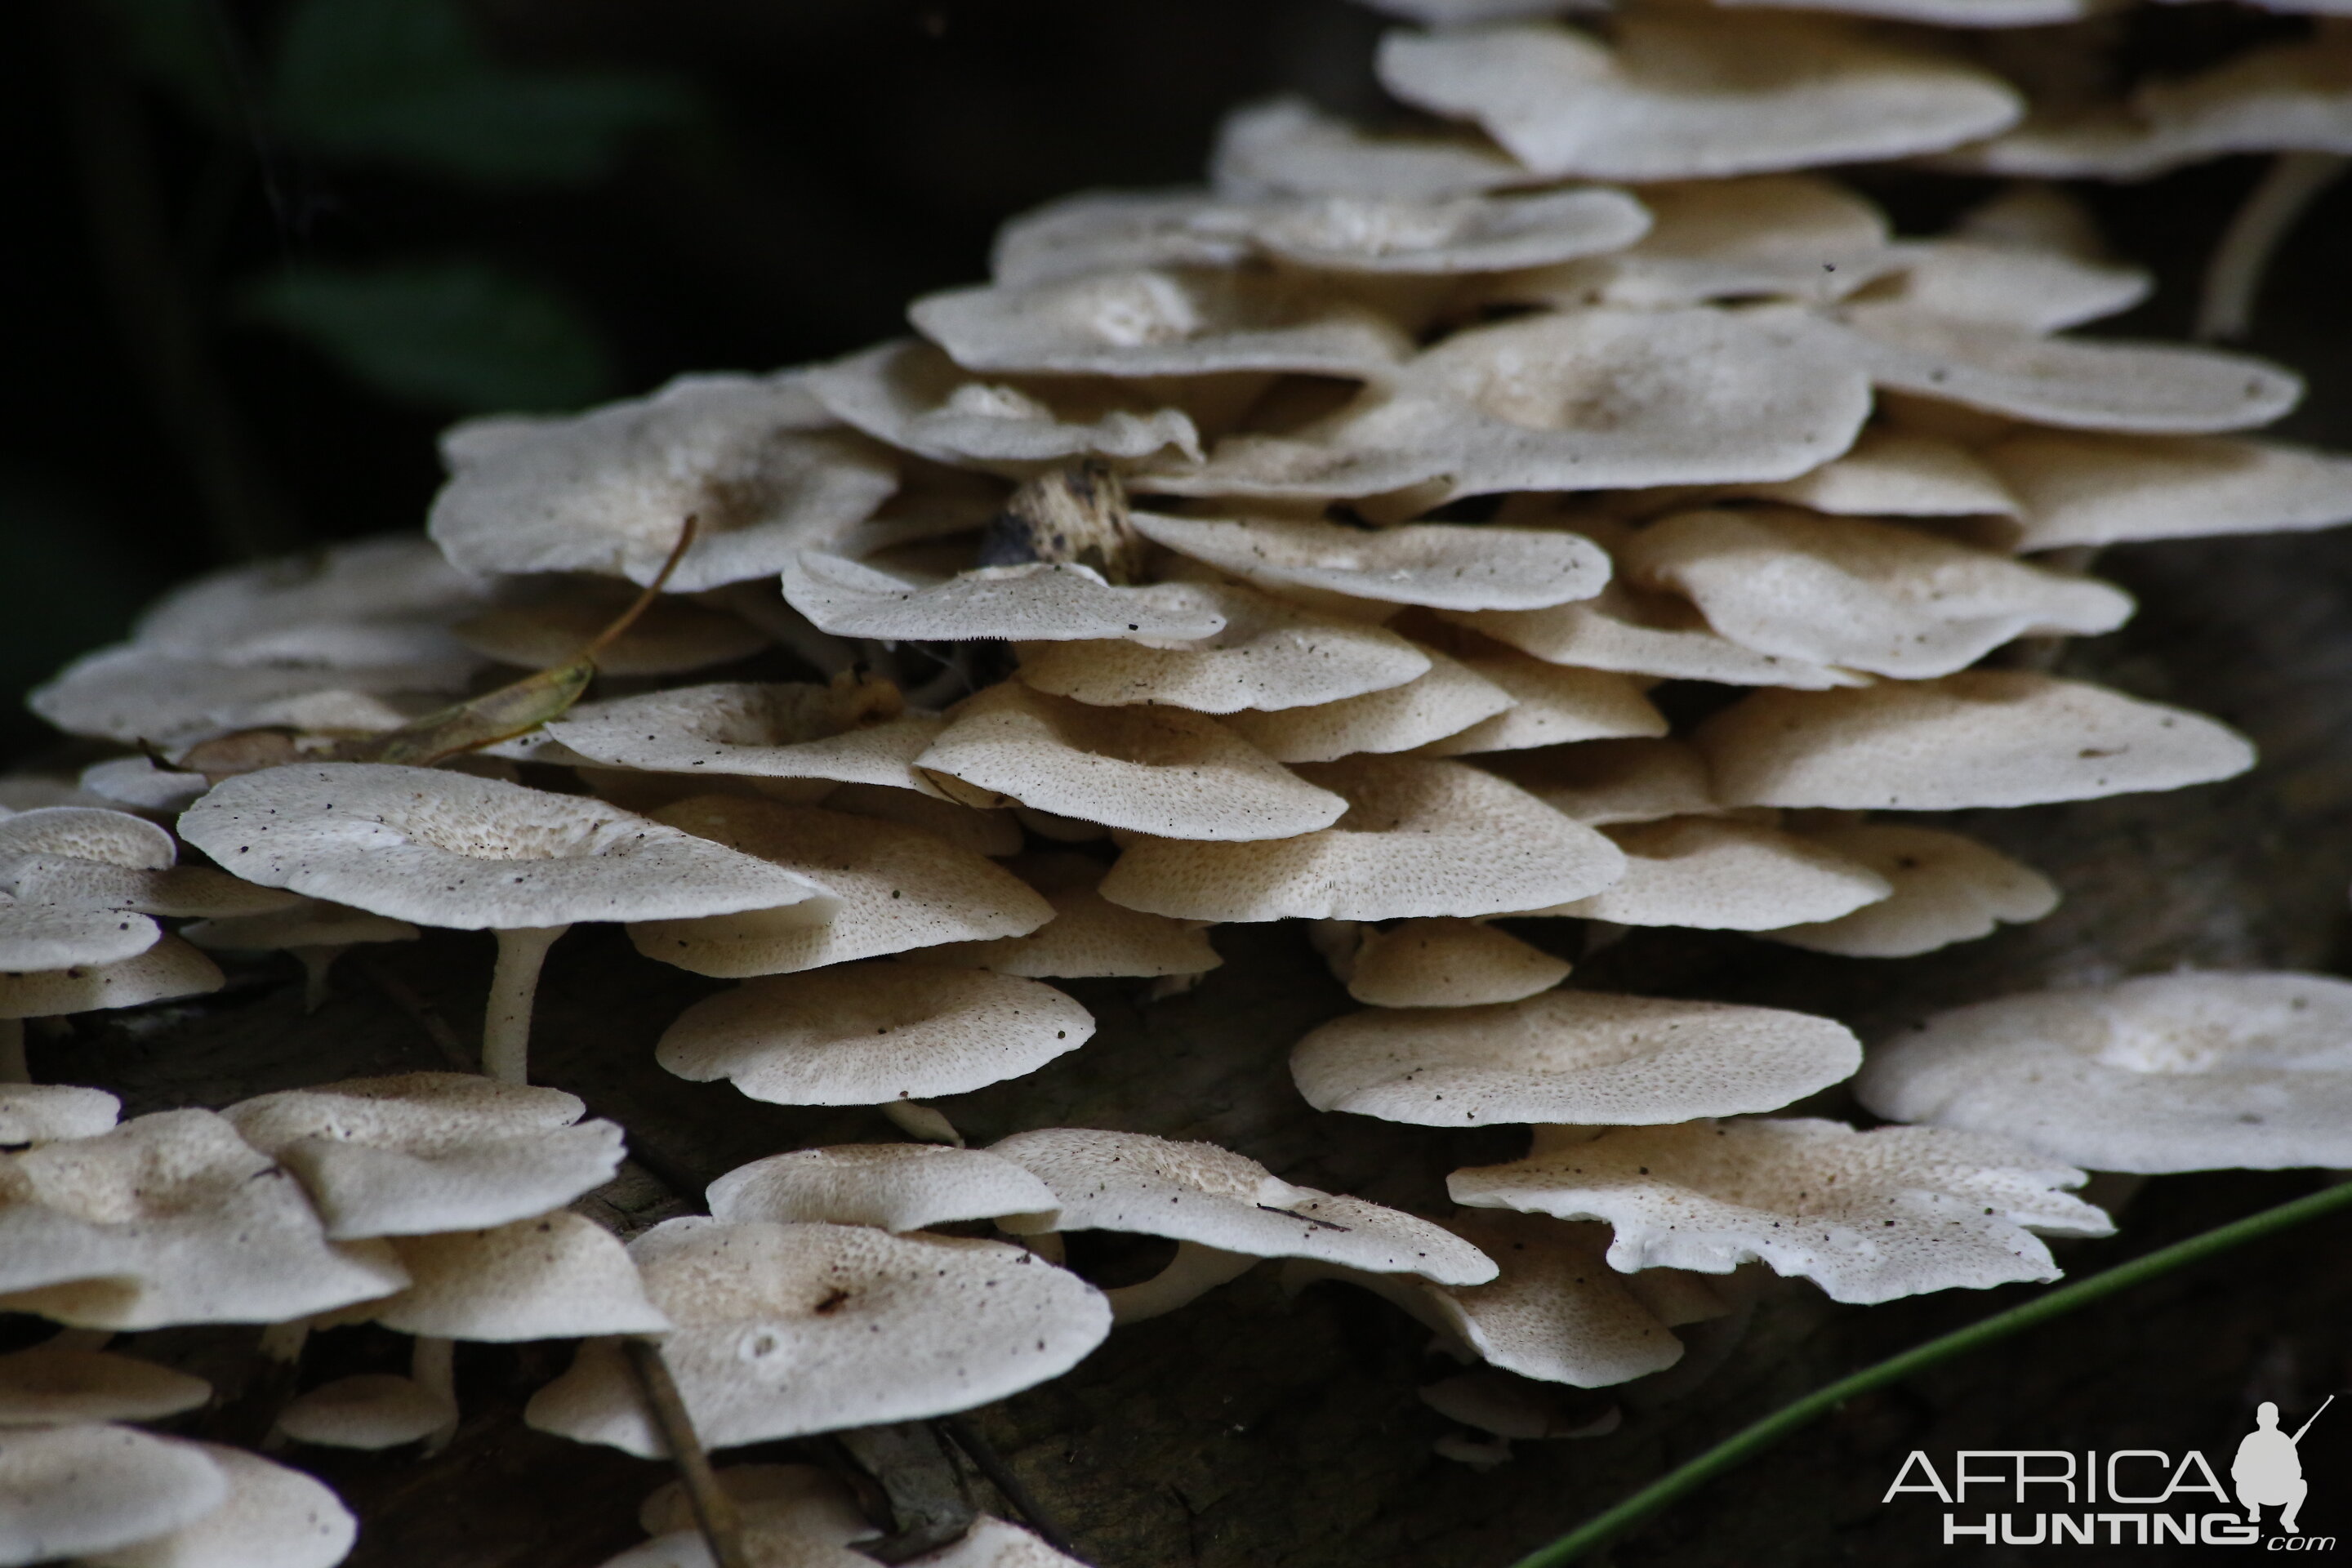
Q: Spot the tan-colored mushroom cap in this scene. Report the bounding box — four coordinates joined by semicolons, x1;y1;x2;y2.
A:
0;938;226;1022
914;684;1345;842
183;898;420;956
1617;507;2134;679
224;1074;625;1240
821;784;1025;858
1294;989;1860;1127
179;764;822;932
1376;15;2020;181
1222;649;1515;764
657;962;1093;1106
78;758;212;815
0;1424;227;1566
1449;1117;2112;1304
907;267;1415;382
28;644;462;748
0;1343;209;1427
1013;583;1432;715
915;853;1221;979
1859;971;2352;1173
453;581;770;679
274;1374;455;1452
525;1217;1112;1454
1712;426;2019;519
1694;670;2257;810
429;372;900;593
1765;823;2057;957
355;1212;671;1340
706;1144;1061;1233
1979;430;2352;552
0;1085;119;1146
1100;755;1625;922
1247;187;1653;276
1133;514;1610;612
990;1127;1496;1285
1484;738;1722;826
80;1441;358;1568
547;681;947;800
131;534;489;670
1526;816;1891;930
1209;95;1528;202
781;554;1227;644
626;796;1049;978
1442;582;1869;690
1322;917;1570;1008
1414;652;1665;756
0;1108;405;1329
807;340;1204;470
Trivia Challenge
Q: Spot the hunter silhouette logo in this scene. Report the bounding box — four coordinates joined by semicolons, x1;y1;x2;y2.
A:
2236;1397;2331;1536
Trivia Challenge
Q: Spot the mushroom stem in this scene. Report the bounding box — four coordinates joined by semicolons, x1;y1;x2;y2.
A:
412;1335;460;1456
291;946;345;1013
1103;1241;1261;1324
257;1322;310;1368
482;924;569;1085
0;1018;24;1084
2197;152;2350;343
882;1101;964;1147
622;1335;753;1568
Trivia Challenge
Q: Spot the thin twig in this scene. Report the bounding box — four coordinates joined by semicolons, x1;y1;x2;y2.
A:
623;1337;752;1568
2196;151;2350;342
938;1415;1085;1559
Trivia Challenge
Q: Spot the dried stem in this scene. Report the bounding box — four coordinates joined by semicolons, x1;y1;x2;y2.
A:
2197;152;2350;343
623;1336;751;1568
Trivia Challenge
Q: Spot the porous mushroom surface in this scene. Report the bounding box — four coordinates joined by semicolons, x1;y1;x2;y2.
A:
428;372;899;592
782;554;1227;644
656;963;1094;1106
626;796;1050;978
130;533;488;668
1412;652;1665;757
1979;430;2352;551
1449;1118;2113;1304
1693;670;2257;810
0;1343;210;1427
1718;427;2017;519
1319;917;1570;1009
706;1144;1062;1233
1855;971;2352;1173
222;1074;625;1239
0;939;227;1024
0;1423;228;1566
1133;514;1610;612
1100;754;1621;922
546;681;948;798
0;1108;405;1329
1449;581;1870;690
0;1085;120;1146
79;1442;358;1568
0;807;282;973
1531;816;1894;930
25;643;464;749
1484;738;1720;826
1209;95;1528;202
1292;991;1861;1127
915;853;1221;980
1765;823;2058;958
1220;650;1515;764
524;1217;1112;1454
361;1212;672;1340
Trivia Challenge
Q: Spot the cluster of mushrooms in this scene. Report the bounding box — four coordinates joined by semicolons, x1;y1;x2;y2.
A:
8;0;2352;1563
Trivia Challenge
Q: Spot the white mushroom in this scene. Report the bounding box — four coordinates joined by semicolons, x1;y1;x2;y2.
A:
0;941;226;1085
0;1424;227;1566
359;1211;671;1341
78;1443;357;1568
546;680;948;800
706;1144;1061;1233
1321;917;1570;1009
1412;651;1666;756
1221;650;1516;764
27;645;467;750
1715;426;2019;519
915;853;1221;981
130;534;488;670
1209;96;1527;202
0;1085;119;1146
1132;514;1610;612
1978;430;2352;551
1530;817;1893;931
1765;823;2058;957
1446;581;1871;690
0;1342;209;1427
183;899;420;1012
1482;738;1721;826
781;554;1226;644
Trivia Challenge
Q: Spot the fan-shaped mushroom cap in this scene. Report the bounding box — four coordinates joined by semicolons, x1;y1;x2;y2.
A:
1980;431;2352;551
1414;653;1665;756
915;684;1345;841
707;1145;1061;1233
1294;990;1860;1127
179;764;822;931
28;644;464;749
0;808;300;931
0;1085;118;1146
1325;917;1570;1008
223;1074;625;1239
429;372;899;593
78;758;212;815
0;808;172;871
183;899;419;957
1134;514;1610;612
1720;427;2018;519
915;853;1220;979
547;681;946;800
0;1424;227;1566
0;1343;209;1427
453;581;769;679
1222;650;1515;764
131;534;488;669
1485;738;1720;826
361;1212;670;1340
1530;816;1891;930
657;963;1093;1106
81;1442;357;1568
626;796;1049;978
0;1108;404;1328
1377;16;2020;180
1100;755;1625;922
1618;507;2132;679
908;267;1414;382
990;1127;1495;1285
1861;239;2150;335
1014;584;1432;715
1450;1118;2111;1304
1695;670;2257;810
276;1374;453;1452
525;1217;1111;1454
1210;96;1527;202
1857;971;2352;1173
782;554;1226;644
0;896;162;973
0;938;226;1022
1766;823;2057;957
1446;581;1869;689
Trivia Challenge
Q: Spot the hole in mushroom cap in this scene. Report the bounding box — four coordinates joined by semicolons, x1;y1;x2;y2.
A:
1058;1231;1183;1291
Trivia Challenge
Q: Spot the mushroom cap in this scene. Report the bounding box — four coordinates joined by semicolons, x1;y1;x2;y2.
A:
1413;652;1666;756
1330;918;1570;1009
274;1374;454;1452
0;808;173;871
1013;584;1433;715
822;784;1025;859
1222;650;1515;764
782;554;1227;644
1618;506;2133;679
368;1212;672;1340
706;1144;1062;1233
0;1343;210;1427
80;1441;357;1568
2;861;302;924
1446;581;1870;690
1448;1117;2113;1304
1132;514;1610;612
1293;990;1861;1127
1377;15;2020;181
0;1424;227;1566
656;963;1094;1106
1695;670;2257;810
1980;431;2352;552
78;758;212;815
429;372;900;593
1526;816;1893;930
0;1085;120;1146
1428;1213;1689;1387
1248;187;1653;276
131;534;488;669
0;898;163;973
627;796;1050;978
524;1217;1112;1454
548;683;947;796
0;938;226;1022
1860;238;2149;335
178;764;824;931
1483;737;1720;826
183;899;419;955
1721;426;2019;519
453;582;770;679
989;1126;1495;1284
224;1073;625;1240
0;1108;406;1329
1855;971;2352;1173
915;853;1221;979
1098;755;1626;922
1766;823;2058;957
1209;95;1528;202
28;644;466;749
915;684;1346;842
